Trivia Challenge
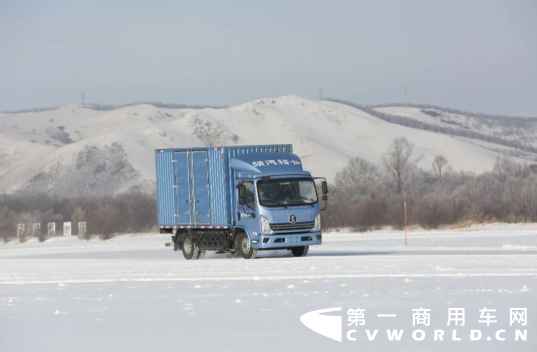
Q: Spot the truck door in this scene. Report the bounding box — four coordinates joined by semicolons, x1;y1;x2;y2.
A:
174;152;191;225
236;180;257;233
191;151;211;225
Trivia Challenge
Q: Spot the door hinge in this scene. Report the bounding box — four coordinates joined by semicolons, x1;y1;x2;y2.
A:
204;158;208;162
172;160;177;163
174;214;179;218
173;185;178;188
206;184;209;188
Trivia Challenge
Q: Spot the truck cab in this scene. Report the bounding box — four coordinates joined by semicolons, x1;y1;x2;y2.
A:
155;145;327;260
232;152;327;259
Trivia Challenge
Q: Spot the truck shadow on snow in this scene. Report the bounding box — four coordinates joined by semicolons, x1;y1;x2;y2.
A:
306;251;394;257
254;250;394;259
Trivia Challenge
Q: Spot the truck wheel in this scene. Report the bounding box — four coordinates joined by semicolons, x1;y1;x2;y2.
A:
182;233;200;260
236;232;257;259
291;246;309;257
196;250;206;259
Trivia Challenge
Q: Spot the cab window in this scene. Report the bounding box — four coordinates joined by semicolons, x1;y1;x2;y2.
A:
243;181;255;210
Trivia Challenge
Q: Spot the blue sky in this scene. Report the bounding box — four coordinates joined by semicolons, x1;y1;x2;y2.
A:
1;0;536;114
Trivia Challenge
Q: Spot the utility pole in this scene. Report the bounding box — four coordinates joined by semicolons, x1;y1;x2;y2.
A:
81;91;86;105
318;87;323;100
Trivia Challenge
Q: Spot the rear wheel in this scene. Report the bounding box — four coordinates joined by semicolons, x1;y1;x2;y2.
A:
291;246;309;257
235;232;257;259
182;232;200;260
196;250;206;259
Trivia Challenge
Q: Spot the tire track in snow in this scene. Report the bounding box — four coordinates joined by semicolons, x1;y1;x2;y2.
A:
2;272;537;285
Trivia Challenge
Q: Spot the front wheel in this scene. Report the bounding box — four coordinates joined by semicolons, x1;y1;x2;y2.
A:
235;232;257;259
291;246;309;257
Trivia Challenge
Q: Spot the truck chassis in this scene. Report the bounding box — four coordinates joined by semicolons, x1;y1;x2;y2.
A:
169;229;309;260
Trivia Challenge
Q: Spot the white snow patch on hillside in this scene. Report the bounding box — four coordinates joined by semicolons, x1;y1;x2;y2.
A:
375;106;537;150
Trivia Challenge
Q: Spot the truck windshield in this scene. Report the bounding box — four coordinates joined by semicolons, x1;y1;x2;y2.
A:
257;178;318;207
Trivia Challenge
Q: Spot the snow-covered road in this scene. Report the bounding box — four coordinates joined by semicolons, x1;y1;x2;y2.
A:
1;224;536;351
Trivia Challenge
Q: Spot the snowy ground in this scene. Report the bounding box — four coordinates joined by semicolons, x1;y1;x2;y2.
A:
1;224;536;351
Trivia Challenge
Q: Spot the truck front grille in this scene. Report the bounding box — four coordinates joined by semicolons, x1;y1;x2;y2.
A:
269;221;315;232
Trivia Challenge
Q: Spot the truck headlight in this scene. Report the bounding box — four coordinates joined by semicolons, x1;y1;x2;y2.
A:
313;213;321;231
260;216;273;234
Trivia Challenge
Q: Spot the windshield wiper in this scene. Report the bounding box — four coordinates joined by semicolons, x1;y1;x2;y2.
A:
286;200;315;207
260;200;288;209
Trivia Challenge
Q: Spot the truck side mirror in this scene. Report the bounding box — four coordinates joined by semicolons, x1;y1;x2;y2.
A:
322;194;328;201
322;181;328;195
237;183;246;205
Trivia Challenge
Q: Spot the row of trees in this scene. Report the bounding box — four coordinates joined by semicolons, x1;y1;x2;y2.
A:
2;102;225;115
85;102;225;111
322;137;537;231
1;137;536;241
0;192;156;242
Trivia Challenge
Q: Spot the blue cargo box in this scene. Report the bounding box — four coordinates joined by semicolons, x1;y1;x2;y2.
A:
155;144;293;229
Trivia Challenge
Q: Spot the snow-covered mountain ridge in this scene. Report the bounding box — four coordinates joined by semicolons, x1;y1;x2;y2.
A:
1;95;534;196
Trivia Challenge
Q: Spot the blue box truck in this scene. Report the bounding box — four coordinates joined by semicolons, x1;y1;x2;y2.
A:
155;144;328;259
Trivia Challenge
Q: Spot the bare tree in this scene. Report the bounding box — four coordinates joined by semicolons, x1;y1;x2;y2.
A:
335;157;381;189
493;155;524;177
383;137;422;194
0;207;15;242
432;155;448;178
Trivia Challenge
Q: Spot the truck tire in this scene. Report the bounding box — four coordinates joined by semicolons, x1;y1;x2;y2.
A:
235;232;257;259
196;250;206;260
291;246;309;257
182;232;200;260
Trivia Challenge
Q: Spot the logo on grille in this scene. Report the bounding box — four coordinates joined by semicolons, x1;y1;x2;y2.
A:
289;215;297;224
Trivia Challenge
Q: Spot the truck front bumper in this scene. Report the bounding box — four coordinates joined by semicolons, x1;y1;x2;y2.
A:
254;231;322;250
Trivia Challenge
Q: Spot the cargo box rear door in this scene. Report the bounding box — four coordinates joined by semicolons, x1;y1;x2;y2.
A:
174;151;191;225
191;151;211;225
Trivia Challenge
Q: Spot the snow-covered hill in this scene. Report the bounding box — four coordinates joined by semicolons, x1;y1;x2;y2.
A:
1;95;534;196
374;106;537;153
